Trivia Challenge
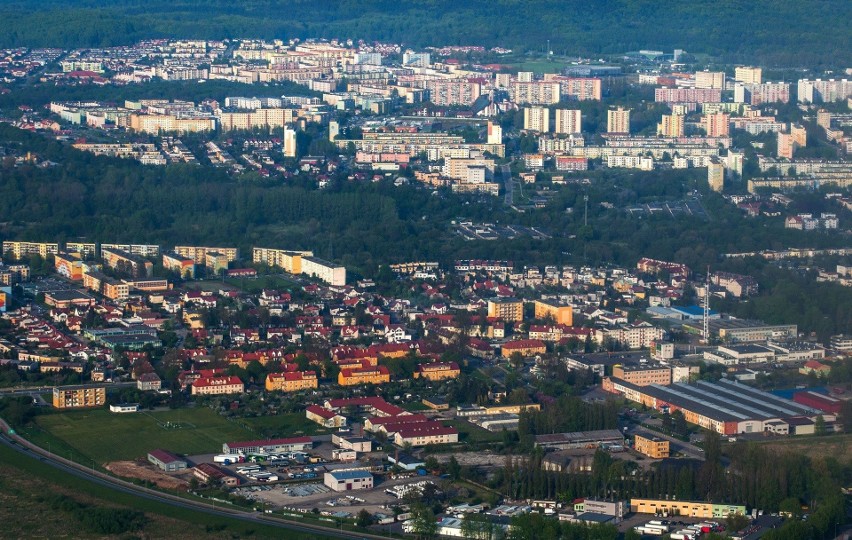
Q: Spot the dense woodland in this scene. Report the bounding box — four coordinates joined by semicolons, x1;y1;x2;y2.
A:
0;1;850;67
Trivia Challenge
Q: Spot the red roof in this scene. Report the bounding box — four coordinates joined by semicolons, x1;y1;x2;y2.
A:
502;339;546;349
306;405;337;419
148;448;183;464
396;424;459;438
193;375;243;388
368;414;428;426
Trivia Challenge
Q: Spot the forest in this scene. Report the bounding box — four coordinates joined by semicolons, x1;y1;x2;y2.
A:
0;1;850;67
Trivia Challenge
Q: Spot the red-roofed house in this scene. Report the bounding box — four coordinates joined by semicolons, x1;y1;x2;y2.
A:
393;423;459;446
501;339;547;358
265;371;318;392
147;449;187;472
191;375;244;396
414;362;460;381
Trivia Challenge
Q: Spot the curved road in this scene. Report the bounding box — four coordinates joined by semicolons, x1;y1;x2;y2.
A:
0;422;389;540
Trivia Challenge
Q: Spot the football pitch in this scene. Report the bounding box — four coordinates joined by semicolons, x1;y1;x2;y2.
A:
30;407;256;464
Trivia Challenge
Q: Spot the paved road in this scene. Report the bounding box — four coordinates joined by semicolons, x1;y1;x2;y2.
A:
0;381;136;398
0;422;390;539
500;163;513;206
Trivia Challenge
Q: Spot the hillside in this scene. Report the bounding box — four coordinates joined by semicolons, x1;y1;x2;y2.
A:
0;0;849;66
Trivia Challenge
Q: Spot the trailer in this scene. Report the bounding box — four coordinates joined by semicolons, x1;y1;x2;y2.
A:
214;454;245;464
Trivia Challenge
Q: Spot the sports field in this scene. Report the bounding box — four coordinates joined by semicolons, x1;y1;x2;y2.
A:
29;407;255;464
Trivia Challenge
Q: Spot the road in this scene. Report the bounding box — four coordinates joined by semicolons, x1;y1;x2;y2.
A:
500;163;513;206
0;421;391;539
0;381;136;399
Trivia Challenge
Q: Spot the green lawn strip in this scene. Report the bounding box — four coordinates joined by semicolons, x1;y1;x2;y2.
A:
444;419;503;444
0;443;336;540
34;407;255;463
241;412;330;437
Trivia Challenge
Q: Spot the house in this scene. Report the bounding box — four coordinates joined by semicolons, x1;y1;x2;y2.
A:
137;372;162;391
393;423;459;447
265;371;318;392
414;361;460;381
191;375;244;396
501;339;547;358
338;364;391;386
193;463;239;487
800;360;831;377
323;470;374;492
306;405;348;428
387;452;425;471
147;449;187;472
109;403;139;413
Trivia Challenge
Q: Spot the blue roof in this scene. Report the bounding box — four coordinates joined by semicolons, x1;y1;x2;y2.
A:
329;470;372;480
671;305;718;316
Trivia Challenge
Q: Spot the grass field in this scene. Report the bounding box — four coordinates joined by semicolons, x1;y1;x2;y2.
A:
240;412;329;438
446;419;503;444
754;433;852;462
225;274;298;294
29;407;256;464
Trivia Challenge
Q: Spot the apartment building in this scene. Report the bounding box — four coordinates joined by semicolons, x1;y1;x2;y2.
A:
394;424;460;447
487;297;524;322
798;79;852;103
217;108;295;131
607;107;631;134
555;109;582;134
654;87;721;104
423;79;482;106
54;252;84;280
634;434;670;459
191;376;245;395
657;114;684;137
53;386;106;409
174;246;239;264
162;252;196;279
501;339;547;357
734;66;762;84
702;113;730;137
598;322;665;349
694;71;725;89
612;363;672;386
524;107;550;132
302;256;346;286
510;81;561;105
338;365;391;386
100;243;160;258
734;82;791;105
252;247;312;273
534;299;573;325
2;241;59;260
102;247;153;278
265;371;318;392
413;362;461;381
557;77;602;101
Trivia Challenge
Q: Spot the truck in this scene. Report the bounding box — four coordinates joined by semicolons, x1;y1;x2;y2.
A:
214;454;245;465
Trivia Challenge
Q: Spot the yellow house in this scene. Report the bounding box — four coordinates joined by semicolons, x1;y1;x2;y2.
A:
487;298;524;322
265;371;318;392
634;434;669;459
53;387;106;409
414;362;461;381
183;310;205;329
338;365;391;386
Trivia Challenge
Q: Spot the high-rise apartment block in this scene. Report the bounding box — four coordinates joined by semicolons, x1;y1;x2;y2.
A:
607;107;631;134
524;107;551;132
554;109;582;134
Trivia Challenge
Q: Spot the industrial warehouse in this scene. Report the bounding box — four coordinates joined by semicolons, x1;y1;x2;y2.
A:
603;377;830;435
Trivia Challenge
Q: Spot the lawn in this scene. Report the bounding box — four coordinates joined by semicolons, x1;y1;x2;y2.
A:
30;407;256;464
225;274;298;294
240;412;329;438
446;419;503;444
753;433;852;462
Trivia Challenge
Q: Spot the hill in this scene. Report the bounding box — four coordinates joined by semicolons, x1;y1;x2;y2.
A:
0;0;849;66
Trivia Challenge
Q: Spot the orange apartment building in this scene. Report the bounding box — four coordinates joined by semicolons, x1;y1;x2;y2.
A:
414;362;460;381
54;252;84;280
162;252;196;279
265;371;318;392
501;339;547;358
102;247;153;278
338;364;391;386
487;297;524;322
53;386;106;409
611;364;672;386
634;434;670;459
191;375;245;396
534;299;574;326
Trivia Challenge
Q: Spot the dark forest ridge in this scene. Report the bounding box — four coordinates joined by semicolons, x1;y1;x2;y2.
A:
0;0;850;66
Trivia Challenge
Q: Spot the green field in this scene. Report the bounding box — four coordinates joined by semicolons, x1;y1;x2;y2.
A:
29;407;256;464
225;274;298;294
240;412;329;437
446;419;503;444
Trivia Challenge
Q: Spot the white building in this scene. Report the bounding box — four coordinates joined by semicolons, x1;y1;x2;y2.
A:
323;470;373;492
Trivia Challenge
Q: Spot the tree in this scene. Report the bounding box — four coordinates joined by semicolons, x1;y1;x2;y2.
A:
448;456;462;481
356;509;373;528
461;513;500;540
814;414;826;436
409;503;438;539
